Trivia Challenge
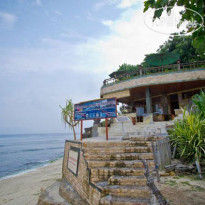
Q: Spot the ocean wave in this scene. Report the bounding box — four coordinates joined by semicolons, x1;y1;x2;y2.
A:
24;160;50;166
0;156;63;181
0;146;64;155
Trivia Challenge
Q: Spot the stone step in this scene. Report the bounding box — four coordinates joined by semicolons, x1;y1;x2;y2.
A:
84;152;154;161
83;146;152;154
108;176;147;186
91;167;145;181
123;135;164;141
100;184;151;198
87;160;154;169
82;141;151;148
100;195;151;205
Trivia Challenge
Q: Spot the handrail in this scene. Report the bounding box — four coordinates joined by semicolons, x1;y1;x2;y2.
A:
103;60;205;86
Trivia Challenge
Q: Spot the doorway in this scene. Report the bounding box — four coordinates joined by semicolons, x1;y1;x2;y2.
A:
170;94;179;115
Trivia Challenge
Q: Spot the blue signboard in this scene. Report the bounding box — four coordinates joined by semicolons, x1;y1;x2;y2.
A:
74;98;117;121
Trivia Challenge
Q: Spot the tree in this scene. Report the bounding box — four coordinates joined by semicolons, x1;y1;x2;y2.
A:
60;99;79;140
142;35;205;65
117;63;139;72
157;35;205;63
143;0;205;54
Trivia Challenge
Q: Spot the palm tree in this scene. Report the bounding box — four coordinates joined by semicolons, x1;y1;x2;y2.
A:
60;99;79;140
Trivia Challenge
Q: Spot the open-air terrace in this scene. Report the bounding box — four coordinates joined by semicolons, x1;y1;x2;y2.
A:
102;60;205;87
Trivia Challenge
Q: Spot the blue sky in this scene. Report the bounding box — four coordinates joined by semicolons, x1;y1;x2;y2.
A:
0;0;169;135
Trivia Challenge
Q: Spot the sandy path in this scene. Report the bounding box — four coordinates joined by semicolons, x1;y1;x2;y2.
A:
157;175;205;205
0;158;63;205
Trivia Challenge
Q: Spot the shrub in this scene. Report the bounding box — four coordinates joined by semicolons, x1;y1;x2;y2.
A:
192;90;205;119
169;109;205;163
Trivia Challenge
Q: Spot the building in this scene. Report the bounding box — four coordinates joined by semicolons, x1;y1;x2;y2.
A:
100;61;205;121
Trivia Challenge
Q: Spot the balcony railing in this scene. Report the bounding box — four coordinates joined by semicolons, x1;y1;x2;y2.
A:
103;60;205;87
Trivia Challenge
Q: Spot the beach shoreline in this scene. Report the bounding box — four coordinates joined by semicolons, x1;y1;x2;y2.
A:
0;158;63;205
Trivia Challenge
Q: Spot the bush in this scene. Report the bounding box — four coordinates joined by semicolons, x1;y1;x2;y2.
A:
192;90;205;119
169;109;205;163
169;91;205;163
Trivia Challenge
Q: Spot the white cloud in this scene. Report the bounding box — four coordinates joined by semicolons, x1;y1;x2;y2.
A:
117;0;142;8
93;1;108;11
54;10;62;16
93;9;169;73
35;0;42;7
0;11;17;27
102;20;114;26
0;7;168;77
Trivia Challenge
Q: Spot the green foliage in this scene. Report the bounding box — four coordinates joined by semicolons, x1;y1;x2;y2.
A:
169;109;205;163
157;35;205;63
169;91;205;163
117;63;139;72
142;35;205;66
143;0;205;55
111;35;205;76
192;90;205;119
59;99;79;140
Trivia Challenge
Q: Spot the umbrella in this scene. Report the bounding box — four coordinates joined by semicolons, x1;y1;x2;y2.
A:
109;71;126;78
146;53;179;66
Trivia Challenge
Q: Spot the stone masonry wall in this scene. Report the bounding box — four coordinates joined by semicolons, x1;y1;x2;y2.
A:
101;69;205;97
62;140;102;205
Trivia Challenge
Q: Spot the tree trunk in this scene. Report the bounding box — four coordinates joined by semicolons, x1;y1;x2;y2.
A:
72;126;76;140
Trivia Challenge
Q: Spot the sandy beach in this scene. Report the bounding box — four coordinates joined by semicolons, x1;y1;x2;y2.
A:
0;158;63;205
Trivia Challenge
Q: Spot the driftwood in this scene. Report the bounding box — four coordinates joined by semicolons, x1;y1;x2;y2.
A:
141;159;169;205
164;164;177;172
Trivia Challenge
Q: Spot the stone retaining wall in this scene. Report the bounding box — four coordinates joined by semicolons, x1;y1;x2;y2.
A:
62;140;102;205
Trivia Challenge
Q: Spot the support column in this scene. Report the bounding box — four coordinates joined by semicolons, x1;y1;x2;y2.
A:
178;93;182;108
161;95;168;115
146;87;152;114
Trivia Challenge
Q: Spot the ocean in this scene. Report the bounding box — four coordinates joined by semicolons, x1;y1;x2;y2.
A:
0;133;73;180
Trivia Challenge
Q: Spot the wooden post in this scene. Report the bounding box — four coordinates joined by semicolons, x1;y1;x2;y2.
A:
81;120;83;141
195;160;203;180
105;118;108;140
151;141;160;182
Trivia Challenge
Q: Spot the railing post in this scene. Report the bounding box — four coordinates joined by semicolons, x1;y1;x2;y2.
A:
139;65;143;76
177;59;181;71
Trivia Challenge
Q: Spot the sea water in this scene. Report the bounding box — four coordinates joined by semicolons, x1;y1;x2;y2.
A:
0;133;73;179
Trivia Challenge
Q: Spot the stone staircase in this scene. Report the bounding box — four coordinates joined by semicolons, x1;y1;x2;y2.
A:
38;134;165;205
96;118;173;138
82;138;156;205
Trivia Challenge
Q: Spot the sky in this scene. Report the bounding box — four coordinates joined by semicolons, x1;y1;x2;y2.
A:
0;0;170;135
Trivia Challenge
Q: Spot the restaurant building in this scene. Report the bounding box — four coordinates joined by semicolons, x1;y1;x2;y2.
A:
100;61;205;121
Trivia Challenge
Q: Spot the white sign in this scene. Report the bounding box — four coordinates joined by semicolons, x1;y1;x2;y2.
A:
68;148;79;176
116;116;130;122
